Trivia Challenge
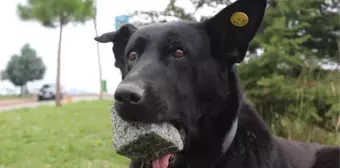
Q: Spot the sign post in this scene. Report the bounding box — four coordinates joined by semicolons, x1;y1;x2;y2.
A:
102;80;107;93
115;15;130;30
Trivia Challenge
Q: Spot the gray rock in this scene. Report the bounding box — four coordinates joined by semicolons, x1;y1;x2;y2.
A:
110;106;184;161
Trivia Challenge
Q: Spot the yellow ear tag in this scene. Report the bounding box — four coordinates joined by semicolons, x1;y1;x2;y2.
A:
230;12;249;27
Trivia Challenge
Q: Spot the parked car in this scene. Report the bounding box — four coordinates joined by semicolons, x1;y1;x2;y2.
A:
37;84;65;101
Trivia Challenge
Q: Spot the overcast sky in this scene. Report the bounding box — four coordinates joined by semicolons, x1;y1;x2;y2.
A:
0;0;176;94
0;0;226;94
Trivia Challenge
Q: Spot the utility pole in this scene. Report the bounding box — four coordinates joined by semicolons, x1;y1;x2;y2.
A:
93;0;104;100
55;22;63;107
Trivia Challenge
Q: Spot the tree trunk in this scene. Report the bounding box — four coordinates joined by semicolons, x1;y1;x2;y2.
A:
56;23;63;107
93;16;103;100
23;84;29;95
336;116;340;132
19;86;24;97
306;125;314;143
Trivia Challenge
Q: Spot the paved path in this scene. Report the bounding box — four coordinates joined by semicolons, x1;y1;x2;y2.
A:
0;95;113;112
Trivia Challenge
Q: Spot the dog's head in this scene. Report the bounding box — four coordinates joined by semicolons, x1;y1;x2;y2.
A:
95;0;266;165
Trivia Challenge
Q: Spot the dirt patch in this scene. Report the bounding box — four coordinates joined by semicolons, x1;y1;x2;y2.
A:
0;99;36;107
0;99;35;106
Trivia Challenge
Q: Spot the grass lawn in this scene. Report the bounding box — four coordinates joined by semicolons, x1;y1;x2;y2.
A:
0;100;130;168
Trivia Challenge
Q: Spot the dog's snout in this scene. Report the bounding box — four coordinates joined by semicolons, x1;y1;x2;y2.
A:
114;83;145;104
114;81;159;122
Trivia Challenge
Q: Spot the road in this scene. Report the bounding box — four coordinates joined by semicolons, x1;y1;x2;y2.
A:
0;95;113;112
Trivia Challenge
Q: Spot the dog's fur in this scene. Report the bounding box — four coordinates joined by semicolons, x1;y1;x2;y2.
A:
94;0;340;167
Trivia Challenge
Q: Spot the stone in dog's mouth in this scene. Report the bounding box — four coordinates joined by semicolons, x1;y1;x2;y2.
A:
111;107;186;168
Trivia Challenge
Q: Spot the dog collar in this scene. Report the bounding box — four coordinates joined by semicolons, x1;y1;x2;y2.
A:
221;118;238;154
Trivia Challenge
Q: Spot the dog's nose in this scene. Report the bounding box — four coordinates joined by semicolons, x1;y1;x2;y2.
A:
114;83;145;104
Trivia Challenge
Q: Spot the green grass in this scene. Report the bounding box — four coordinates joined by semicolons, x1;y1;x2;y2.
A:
0;100;129;168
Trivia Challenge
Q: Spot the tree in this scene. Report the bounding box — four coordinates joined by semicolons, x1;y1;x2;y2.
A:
17;0;95;106
249;0;340;63
4;44;46;96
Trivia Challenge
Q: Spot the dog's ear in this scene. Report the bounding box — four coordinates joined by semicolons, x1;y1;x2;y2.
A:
204;0;267;63
94;31;116;43
94;24;137;43
94;24;137;68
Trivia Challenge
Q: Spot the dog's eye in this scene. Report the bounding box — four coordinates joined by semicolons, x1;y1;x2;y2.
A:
127;51;138;61
173;49;185;58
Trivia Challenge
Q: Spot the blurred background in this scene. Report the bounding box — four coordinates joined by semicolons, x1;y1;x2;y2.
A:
0;0;169;95
0;0;339;167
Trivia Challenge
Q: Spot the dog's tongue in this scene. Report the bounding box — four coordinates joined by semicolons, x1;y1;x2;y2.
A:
152;154;173;168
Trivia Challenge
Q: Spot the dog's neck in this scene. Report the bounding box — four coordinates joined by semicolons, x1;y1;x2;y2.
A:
221;117;238;153
201;66;243;154
181;66;274;168
182;66;243;162
221;103;274;167
180;103;274;168
220;66;242;154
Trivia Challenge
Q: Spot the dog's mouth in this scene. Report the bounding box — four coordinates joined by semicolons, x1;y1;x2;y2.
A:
150;153;177;168
148;121;186;168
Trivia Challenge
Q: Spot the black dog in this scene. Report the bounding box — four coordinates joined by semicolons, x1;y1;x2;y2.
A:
94;0;340;167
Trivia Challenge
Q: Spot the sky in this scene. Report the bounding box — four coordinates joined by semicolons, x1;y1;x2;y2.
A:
0;0;200;94
1;0;335;95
